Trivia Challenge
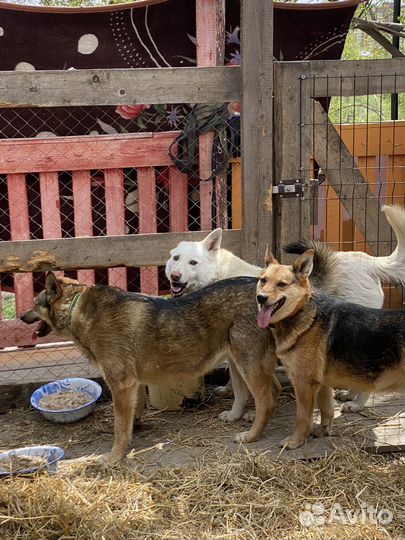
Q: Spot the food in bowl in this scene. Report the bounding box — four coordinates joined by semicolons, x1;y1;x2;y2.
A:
39;390;92;410
31;378;102;423
0;455;46;474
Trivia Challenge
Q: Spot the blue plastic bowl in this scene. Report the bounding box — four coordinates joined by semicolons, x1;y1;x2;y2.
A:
31;378;102;423
0;446;64;477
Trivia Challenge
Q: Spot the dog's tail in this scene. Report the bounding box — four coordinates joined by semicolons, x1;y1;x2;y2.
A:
371;205;405;285
283;239;339;294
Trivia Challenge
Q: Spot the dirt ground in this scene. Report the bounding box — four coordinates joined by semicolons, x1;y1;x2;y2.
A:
0;385;403;469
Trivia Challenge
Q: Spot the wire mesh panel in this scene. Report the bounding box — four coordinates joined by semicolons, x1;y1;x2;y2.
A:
299;71;404;308
0;104;242;383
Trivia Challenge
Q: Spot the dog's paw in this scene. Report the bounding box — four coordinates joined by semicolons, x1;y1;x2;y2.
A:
311;424;331;438
97;452;125;466
218;410;242;422
340;401;363;413
214;384;233;397
334;389;355;402
234;431;253;443
242;410;255;423
279;435;305;450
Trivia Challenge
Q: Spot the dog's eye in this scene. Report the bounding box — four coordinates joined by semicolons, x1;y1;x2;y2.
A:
277;282;288;289
173;255;179;261
189;260;198;266
260;277;267;285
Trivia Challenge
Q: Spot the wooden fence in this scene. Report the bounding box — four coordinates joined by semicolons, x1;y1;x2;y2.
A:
0;0;271;384
0;0;404;384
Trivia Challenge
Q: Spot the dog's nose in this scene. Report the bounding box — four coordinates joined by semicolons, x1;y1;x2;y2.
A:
171;271;181;282
256;294;268;306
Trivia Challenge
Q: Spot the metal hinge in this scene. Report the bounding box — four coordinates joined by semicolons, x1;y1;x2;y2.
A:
272;180;305;198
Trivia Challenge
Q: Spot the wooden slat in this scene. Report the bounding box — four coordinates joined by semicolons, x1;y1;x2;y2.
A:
274;59;405;98
231;158;242;229
39;171;64;279
0;230;242;273
196;0;225;232
39;172;62;239
0;132;179;175
6;174;34;316
241;0;274;265
72;170;95;285
138;167;158;295
168;167;188;232
0;66;241;107
104;169;127;290
0;319;68;349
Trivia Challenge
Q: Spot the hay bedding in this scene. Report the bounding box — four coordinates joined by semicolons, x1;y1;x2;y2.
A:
0;388;404;539
0;448;403;540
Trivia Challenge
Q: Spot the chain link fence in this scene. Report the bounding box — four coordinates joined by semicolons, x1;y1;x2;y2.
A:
0;100;241;383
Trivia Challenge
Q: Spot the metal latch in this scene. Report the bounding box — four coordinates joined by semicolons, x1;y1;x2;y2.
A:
272;180;305;198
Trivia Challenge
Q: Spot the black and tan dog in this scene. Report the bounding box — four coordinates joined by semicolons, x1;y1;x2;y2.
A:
256;250;405;450
21;272;281;464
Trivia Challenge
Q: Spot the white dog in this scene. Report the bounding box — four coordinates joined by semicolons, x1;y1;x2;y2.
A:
165;205;405;415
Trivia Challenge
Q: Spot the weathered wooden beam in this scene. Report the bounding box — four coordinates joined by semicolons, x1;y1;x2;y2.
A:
312;100;393;255
275;58;405;98
241;0;274;265
0;66;241;108
273;62;311;263
0;132;179;175
0;230;241;273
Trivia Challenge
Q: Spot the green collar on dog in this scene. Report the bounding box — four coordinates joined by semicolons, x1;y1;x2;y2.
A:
67;292;82;326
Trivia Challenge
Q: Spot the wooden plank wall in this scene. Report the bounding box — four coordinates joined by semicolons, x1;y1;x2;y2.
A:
0;132;181;347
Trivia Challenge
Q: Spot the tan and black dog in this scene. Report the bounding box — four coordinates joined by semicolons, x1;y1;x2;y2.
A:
21;272;281;464
256;250;405;450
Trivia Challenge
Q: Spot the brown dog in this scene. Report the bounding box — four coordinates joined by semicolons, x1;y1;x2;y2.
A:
21;273;281;464
256;250;405;450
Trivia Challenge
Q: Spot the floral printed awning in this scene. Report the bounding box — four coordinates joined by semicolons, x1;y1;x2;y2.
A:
0;0;362;138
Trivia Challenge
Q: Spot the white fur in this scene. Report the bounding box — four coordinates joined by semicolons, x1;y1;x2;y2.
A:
329;205;405;308
165;205;405;413
165;229;261;294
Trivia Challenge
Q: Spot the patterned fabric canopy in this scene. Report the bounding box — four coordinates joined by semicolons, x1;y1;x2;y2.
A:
0;0;362;137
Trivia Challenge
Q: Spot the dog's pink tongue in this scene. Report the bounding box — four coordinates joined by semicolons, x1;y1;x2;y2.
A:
257;306;274;329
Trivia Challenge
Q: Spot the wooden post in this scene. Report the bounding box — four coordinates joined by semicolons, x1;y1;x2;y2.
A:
72;170;95;285
105;168;127;290
196;0;225;231
273;61;312;262
241;0;274;265
6;174;34;316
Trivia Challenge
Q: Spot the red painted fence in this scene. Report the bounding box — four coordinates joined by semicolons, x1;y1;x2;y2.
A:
0;131;198;348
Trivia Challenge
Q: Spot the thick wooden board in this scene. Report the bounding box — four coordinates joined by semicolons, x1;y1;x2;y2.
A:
240;0;274;265
105;168;127;290
273;63;308;262
0;66;240;107
0;319;69;349
0;132;180;175
274;59;405;98
0;230;242;273
196;0;225;231
138;167;159;295
168;167;188;232
72;170;95;285
6;174;34;316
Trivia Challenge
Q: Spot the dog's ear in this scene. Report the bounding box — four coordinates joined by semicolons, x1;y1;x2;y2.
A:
203;228;222;253
293;249;314;280
264;244;278;267
45;272;62;303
